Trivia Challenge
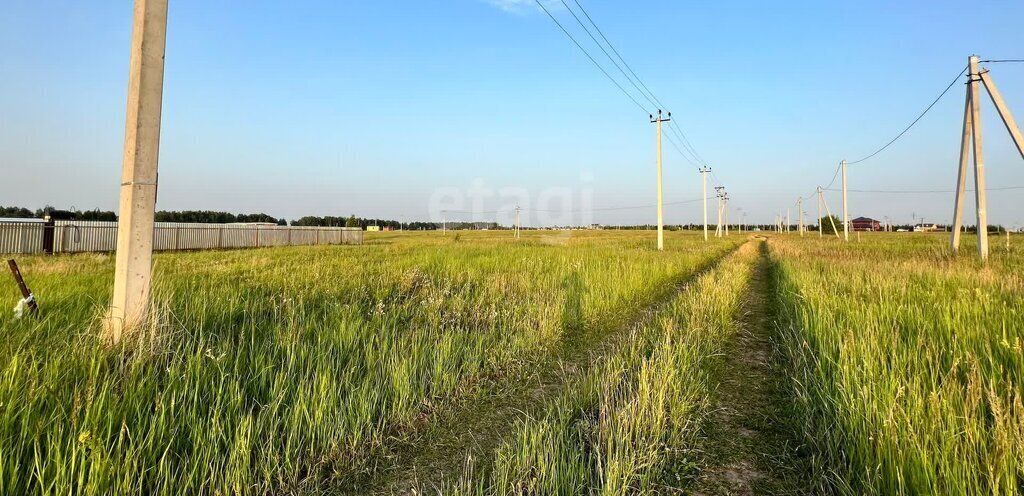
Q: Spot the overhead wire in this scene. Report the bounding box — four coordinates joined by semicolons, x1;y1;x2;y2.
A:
543;0;712;172
663;132;701;167
846;66;968;165
824;186;1024;194
556;0;659;110
569;0;666;109
533;0;650;114
441;196;715;216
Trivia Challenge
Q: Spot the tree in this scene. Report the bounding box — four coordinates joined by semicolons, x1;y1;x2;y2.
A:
0;206;35;218
819;215;842;235
345;215;359;228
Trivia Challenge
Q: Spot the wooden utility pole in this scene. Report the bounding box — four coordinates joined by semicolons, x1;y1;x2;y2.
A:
699;166;710;241
841;159;849;242
105;0;169;343
651;111;670;251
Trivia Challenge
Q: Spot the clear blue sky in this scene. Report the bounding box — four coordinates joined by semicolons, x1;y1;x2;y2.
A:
2;0;1022;227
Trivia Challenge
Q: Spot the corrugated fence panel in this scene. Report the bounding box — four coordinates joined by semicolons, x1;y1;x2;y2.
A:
56;221;117;253
1;222;362;254
0;222;45;254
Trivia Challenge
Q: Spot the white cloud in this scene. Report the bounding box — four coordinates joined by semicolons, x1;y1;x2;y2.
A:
482;0;562;15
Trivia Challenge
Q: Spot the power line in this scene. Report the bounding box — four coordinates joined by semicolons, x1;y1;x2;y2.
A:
667;121;706;166
709;169;725;188
980;59;1024;63
556;0;659;110
559;0;710;168
847;66;968;165
664;132;701;167
824;186;1024;194
533;0;650;114
443;196;714;216
532;196;711;212
568;0;666;109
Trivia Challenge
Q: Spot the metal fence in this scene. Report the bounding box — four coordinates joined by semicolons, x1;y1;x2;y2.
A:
0;220;362;254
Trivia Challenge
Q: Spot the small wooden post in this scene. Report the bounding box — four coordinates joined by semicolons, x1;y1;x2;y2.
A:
7;260;38;316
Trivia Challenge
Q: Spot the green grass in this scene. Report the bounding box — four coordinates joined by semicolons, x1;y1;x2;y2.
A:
441;240;760;494
6;229;1020;494
0;230;737;495
769;232;1024;494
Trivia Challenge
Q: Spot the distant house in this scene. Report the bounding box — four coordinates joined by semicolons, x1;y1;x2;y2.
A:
914;223;940;232
851;217;882;232
366;225;381;232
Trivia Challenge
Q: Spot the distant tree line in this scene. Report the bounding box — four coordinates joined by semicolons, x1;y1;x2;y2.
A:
0;205;117;221
154;210;286;225
0;206;284;224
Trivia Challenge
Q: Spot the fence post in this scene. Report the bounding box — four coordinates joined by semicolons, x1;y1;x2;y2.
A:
218;226;223;249
174;225;180;251
287;227;292;246
315;229;319;245
42;218;55;255
255;226;260;248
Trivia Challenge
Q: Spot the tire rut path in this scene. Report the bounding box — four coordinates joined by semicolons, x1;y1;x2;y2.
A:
340;245;743;495
693;241;812;495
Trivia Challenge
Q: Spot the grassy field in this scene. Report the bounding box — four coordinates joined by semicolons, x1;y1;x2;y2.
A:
769;232;1024;494
0;230;738;494
2;229;1022;494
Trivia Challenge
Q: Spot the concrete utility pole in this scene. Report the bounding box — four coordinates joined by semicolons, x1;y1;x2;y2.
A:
786;209;790;233
723;194;730;236
651;110;670;251
841;159;849;242
951;55;1024;260
714;187;725;237
816;187;823;237
794;197;802;236
951;79;972;252
514;205;521;239
980;66;1024;161
819;189;841;239
699;166;710;241
105;0;169;343
968;56;989;259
